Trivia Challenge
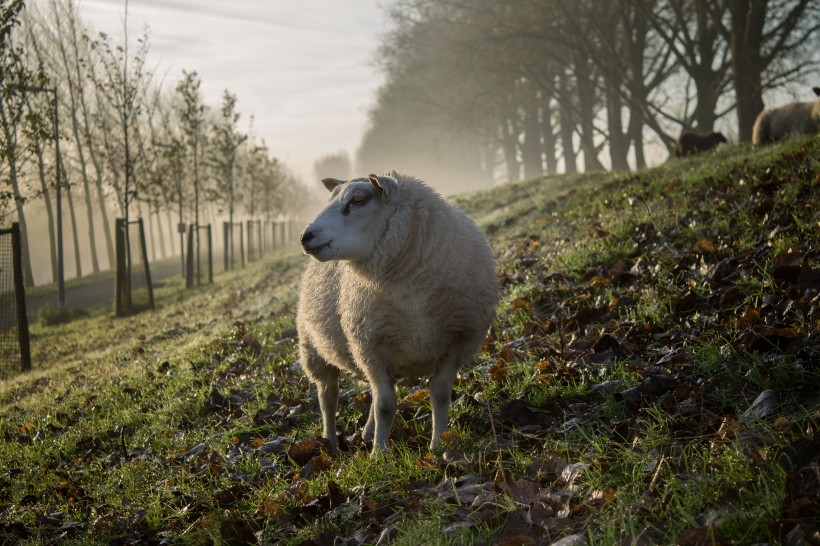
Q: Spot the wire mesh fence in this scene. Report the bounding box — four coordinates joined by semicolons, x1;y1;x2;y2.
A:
0;224;31;377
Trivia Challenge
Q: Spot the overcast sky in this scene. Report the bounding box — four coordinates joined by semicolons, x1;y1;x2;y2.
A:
75;0;388;183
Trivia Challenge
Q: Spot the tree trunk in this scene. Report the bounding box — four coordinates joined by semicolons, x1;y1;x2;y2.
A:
64;176;83;279
87;81;118;270
14;188;35;287
557;73;577;174
625;0;649;169
499;117;520;183
690;0;728;131
166;210;176;256
606;81;631;171
728;0;766;142
540;95;557;175
628;111;647;169
691;70;722;132
155;204;167;259
47;0;101;273
33;139;59;283
0;102;35;286
574;53;604;172
521;83;544;180
144;202;157;261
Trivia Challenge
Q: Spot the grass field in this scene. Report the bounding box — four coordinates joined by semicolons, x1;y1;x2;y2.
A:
1;137;818;545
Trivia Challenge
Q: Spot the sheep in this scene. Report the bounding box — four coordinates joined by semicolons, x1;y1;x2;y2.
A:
752;91;820;146
296;172;498;455
673;130;727;158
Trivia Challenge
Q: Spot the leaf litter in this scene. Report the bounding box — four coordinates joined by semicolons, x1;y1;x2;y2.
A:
1;139;819;544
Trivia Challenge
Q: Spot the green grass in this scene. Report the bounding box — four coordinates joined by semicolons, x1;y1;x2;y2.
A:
1;137;819;545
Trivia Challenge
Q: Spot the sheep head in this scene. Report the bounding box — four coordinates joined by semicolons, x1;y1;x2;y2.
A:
300;175;398;263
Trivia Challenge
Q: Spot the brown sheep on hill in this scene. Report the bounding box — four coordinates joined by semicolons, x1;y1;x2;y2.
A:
673;130;728;158
752;90;820;146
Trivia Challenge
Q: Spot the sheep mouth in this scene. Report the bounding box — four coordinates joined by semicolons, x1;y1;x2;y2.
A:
302;240;333;257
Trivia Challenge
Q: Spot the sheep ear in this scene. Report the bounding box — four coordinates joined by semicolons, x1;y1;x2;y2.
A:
321;178;345;192
369;174;398;204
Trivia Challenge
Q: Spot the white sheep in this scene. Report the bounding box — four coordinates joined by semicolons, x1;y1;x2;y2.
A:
296;172;498;455
752;89;820;146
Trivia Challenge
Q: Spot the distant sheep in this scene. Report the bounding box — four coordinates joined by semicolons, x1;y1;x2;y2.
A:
296;172;498;454
673;130;727;158
752;90;820;146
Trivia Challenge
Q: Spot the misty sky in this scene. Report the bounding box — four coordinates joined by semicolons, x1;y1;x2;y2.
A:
75;0;388;182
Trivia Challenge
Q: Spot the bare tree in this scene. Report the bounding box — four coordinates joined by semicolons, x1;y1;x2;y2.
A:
208;89;246;229
154;94;188;267
24;4;86;279
359;0;505;187
175;69;208;282
722;0;819;141
635;0;733;134
86;5;151;223
0;0;42;285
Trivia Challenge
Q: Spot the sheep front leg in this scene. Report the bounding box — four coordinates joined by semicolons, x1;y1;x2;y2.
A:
300;342;341;455
315;369;340;455
429;358;461;450
368;371;397;454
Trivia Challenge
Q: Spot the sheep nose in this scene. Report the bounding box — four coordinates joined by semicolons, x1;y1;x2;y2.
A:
301;228;315;245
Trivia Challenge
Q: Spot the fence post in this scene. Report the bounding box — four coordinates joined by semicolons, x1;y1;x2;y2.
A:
115;218;125;316
186;225;194;288
246;220;253;262
256;220;261;259
223;221;230;272
262;220;267;256
207;224;213;284
11;223;31;372
240;223;245;268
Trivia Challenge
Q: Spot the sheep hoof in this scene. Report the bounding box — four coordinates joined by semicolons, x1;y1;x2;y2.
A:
321;437;340;457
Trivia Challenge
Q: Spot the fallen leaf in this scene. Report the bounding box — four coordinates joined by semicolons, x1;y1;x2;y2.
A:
287;439;324;466
742;390;778;420
693;239;717;255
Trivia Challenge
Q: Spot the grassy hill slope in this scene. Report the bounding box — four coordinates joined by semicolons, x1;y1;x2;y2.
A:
1;137;818;545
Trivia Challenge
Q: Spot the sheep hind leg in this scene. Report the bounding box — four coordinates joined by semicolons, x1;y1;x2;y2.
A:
429;354;462;451
362;403;375;442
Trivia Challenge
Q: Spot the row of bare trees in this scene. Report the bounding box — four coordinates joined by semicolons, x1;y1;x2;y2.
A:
358;0;818;188
1;0;308;288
